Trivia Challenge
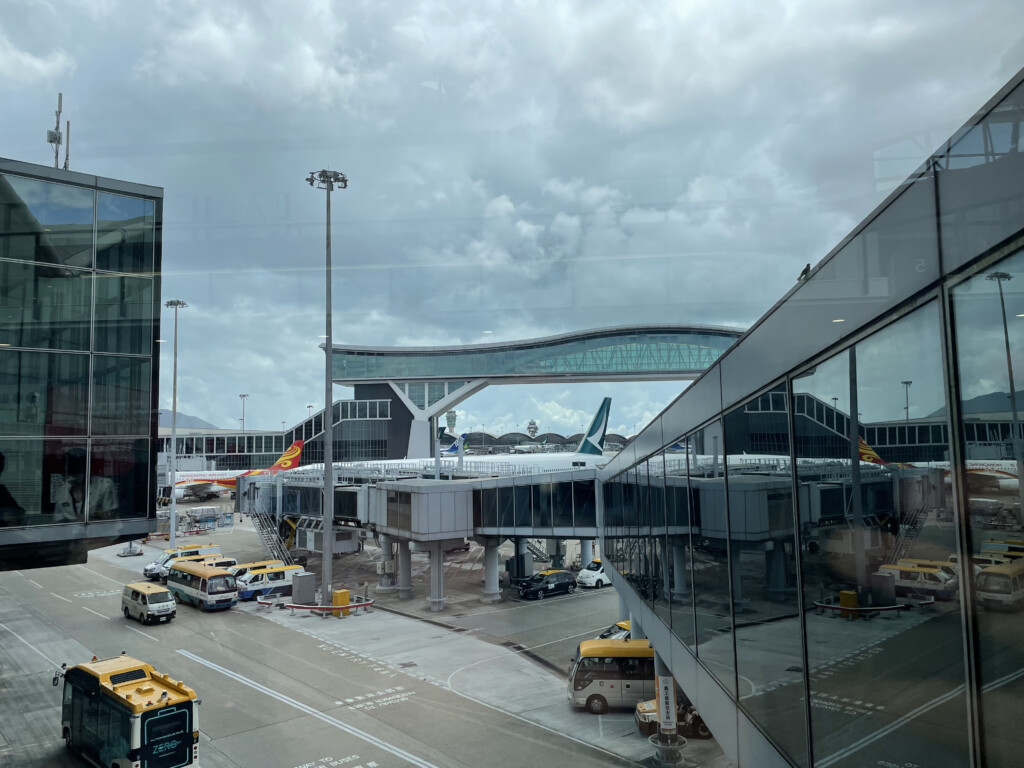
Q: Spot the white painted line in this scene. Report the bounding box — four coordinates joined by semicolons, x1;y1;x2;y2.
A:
0;621;60;667
816;684;966;768
50;593;72;603
176;649;442;768
982;665;1024;692
124;626;160;642
27;579;43;589
77;565;124;587
82;607;109;619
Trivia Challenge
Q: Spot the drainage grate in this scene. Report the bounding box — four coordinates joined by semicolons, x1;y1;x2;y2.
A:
399;662;418;668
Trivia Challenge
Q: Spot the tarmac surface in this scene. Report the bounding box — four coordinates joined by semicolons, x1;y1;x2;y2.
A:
1;509;730;768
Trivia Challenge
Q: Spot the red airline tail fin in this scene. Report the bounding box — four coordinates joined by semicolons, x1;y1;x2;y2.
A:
267;440;304;472
858;437;888;465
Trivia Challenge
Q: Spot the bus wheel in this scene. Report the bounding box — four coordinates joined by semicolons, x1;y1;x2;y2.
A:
64;730;76;755
173;593;182;604
696;721;712;738
586;695;608;715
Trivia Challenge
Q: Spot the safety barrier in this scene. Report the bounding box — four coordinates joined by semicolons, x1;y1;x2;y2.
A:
813;597;935;620
257;594;374;618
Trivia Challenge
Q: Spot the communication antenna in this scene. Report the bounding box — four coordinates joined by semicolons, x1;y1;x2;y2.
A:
46;93;63;169
63;118;70;170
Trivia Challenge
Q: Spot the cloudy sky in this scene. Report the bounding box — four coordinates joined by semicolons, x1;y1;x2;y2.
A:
4;1;1024;438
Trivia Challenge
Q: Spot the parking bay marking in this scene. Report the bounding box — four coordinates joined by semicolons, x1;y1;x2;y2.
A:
176;649;443;768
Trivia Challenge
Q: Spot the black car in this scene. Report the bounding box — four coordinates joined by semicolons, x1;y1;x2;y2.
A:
518;569;577;600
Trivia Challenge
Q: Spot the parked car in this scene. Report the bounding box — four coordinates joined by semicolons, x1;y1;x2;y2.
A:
576;558;613;588
518;569;577;599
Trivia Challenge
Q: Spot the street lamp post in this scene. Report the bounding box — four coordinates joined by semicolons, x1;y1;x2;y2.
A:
307;404;313;419
165;299;188;548
987;271;1024;516
239;393;249;434
306;168;348;607
831;397;839;410
901;381;912;425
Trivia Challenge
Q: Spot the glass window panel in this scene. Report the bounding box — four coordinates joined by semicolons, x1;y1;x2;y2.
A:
795;303;968;768
1;439;81;526
96;193;155;273
513;484;530;528
649;453;671;627
937;80;1024;272
0;349;89;436
91;355;150;436
0;175;94;268
952;249;1024;768
0;260;92;351
573;480;595;527
533;483;552;529
496;486;512;528
215;437;225;453
725;384;806;766
90;439;148;521
667;445;697;649
368;401;377;419
357;401;367;419
689;419;735;695
94;274;153;355
480;488;497;529
552;481;573;527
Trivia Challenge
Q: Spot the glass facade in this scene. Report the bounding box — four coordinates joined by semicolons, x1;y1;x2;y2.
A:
332;326;741;382
0;164;161;540
600;72;1024;767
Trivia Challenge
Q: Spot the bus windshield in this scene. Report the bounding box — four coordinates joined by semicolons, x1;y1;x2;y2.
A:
977;573;1011;594
207;575;236;595
147;592;174;605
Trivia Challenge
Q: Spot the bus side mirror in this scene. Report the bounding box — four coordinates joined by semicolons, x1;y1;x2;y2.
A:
52;673;59;687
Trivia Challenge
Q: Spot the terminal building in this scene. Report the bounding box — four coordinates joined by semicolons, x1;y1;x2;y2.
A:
0;157;163;569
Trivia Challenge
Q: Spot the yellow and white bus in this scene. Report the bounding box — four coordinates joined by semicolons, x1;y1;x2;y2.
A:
226;559;284;580
157;552;238;581
166;562;237;611
876;564;958;601
567;638;655;714
57;653;199;767
976;558;1024;611
143;542;220;580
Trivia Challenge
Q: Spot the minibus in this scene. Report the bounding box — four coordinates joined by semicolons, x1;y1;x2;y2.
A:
567;638;655;714
227;559;284;580
143;543;220;580
876;564;957;601
121;582;176;625
236;564;308;601
166;562;237;611
157;553;238;580
976;559;1024;611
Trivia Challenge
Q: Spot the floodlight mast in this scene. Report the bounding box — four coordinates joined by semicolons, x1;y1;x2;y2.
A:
306;169;348;606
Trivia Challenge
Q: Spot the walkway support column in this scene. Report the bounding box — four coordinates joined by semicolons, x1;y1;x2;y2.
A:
580;538;594;566
428;540;446;612
397;539;412;600
377;534;397;593
482;539;501;603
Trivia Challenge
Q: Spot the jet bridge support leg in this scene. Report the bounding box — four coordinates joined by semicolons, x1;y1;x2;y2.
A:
397;539;412;600
377;534;397;593
481;538;502;603
427;541;446;612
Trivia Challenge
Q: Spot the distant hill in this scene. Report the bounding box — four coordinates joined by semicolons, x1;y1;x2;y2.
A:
158;410;221;430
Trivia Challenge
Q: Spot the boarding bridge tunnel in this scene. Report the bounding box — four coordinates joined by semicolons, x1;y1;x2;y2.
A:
240;468;602;611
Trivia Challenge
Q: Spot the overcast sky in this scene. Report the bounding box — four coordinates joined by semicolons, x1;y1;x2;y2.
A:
4;1;1024;438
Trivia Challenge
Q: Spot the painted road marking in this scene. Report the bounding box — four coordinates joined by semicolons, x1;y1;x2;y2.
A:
50;593;72;603
177;649;443;768
0;621;60;666
124;626;159;642
77;565;124;587
82;607;109;619
27;579;43;589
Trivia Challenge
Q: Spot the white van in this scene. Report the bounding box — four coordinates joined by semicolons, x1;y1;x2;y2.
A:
143;543;221;580
121;582;176;625
236;564;308;601
576;559;612;588
227;559;284;580
157;553;238;581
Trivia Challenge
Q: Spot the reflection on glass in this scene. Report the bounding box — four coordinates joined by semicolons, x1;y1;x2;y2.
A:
796;304;969;768
0;260;92;351
96;193;156;274
650;453;672;627
0;175;94;268
690;419;736;696
667;440;697;649
91;440;148;521
952;250;1024;768
0;350;90;436
94;274;154;355
724;384;806;766
91;356;151;436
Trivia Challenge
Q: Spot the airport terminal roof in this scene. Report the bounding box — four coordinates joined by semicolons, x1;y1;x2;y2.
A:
329;324;743;384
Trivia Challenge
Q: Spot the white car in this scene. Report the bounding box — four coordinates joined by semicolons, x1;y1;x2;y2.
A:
576;559;612;588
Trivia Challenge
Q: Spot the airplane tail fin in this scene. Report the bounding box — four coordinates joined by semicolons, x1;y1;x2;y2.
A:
576;398;612;456
441;434;467;455
266;440;305;472
857;437;888;465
